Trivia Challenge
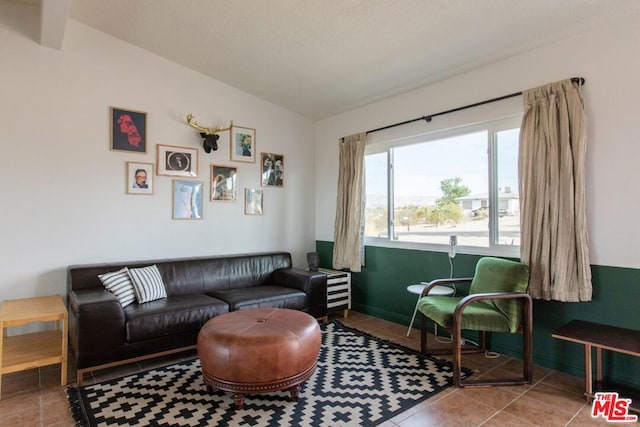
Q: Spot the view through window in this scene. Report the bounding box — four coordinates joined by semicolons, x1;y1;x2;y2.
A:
364;118;520;252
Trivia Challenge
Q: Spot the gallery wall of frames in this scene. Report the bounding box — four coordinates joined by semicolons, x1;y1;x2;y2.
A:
111;106;285;220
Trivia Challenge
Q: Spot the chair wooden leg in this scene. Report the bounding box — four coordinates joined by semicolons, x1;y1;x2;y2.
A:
523;296;533;383
420;313;428;354
479;330;487;352
452;322;462;387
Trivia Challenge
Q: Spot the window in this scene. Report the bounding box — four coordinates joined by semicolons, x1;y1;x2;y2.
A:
364;116;521;255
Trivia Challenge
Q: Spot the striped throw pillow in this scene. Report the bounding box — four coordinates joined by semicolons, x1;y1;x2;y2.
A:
98;268;137;307
127;265;167;304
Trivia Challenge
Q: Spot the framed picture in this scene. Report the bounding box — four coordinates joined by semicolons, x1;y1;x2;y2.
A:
230;125;256;163
126;161;154;195
211;164;238;202
261;152;284;187
244;188;263;215
172;180;203;219
110;107;146;153
157;144;198;177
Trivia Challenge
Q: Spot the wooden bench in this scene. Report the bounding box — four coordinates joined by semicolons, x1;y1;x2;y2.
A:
552;319;639;414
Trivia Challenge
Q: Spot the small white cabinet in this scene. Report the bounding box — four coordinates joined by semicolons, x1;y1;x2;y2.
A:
318;268;351;318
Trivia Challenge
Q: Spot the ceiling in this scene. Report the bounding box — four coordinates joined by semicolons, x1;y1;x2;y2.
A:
19;0;640;120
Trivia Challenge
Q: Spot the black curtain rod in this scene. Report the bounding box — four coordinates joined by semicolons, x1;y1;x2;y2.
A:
366;77;585;135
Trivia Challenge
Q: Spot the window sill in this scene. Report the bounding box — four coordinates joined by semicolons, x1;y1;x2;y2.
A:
363;237;521;259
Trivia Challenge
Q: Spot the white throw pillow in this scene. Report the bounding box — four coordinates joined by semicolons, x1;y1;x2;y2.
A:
98;268;136;308
127;264;167;304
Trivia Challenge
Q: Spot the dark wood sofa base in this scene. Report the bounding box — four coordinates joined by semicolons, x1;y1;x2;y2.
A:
76;344;197;386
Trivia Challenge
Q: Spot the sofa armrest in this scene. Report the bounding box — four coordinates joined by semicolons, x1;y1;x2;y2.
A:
68;289;126;369
273;268;327;319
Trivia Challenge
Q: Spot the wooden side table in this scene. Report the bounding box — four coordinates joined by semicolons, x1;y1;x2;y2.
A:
0;295;68;399
552;319;639;414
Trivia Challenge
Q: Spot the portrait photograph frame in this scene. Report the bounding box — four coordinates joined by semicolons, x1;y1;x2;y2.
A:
172;180;203;220
157;144;198;178
126;161;154;195
244;188;263;215
230;125;256;163
210;164;238;202
260;152;284;187
110;106;147;153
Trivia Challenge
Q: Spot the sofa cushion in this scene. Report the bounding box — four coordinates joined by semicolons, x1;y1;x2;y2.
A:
98;268;136;308
128;264;167;303
124;294;228;343
207;286;306;311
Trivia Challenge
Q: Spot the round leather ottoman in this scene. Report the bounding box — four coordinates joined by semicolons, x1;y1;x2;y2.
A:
197;308;321;409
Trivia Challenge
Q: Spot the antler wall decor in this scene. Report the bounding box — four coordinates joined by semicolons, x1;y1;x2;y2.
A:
186;114;233;153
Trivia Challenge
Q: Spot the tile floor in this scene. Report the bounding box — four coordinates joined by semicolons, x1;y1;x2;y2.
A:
0;311;620;426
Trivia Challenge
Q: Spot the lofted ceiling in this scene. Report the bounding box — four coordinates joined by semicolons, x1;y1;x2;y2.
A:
18;0;640;120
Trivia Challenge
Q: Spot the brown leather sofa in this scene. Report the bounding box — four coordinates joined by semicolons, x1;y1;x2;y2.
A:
67;252;327;385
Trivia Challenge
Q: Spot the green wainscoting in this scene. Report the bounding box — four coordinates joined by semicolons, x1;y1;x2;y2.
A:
316;240;640;389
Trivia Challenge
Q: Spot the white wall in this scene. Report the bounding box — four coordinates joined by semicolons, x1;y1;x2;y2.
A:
315;15;640;270
0;2;316;300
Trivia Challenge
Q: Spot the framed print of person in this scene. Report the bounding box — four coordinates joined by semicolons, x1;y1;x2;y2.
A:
110;107;146;153
211;164;238;202
245;188;263;215
230;125;256;163
261;152;284;187
126;161;154;195
157;144;198;177
172;180;203;219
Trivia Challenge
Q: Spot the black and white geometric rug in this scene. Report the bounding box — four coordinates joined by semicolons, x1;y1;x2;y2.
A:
67;322;468;426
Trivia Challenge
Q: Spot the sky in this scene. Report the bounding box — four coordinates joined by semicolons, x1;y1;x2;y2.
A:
365;128;519;207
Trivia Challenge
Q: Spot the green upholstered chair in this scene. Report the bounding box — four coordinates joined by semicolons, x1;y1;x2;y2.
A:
417;257;532;387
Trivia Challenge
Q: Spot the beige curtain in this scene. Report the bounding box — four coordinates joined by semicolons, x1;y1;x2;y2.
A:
519;79;592;302
332;132;367;272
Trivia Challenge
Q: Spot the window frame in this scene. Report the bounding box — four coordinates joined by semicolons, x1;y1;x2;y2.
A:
364;115;522;258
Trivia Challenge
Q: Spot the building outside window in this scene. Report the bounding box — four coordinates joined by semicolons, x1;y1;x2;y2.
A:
364;116;521;256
